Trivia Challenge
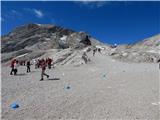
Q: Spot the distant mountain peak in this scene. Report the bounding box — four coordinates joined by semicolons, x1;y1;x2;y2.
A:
1;23;101;53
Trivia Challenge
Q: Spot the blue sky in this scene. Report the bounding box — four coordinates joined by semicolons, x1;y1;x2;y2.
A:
1;1;160;44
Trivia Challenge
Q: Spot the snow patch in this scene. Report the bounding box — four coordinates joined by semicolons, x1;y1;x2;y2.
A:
36;23;42;26
151;102;158;105
60;35;67;41
16;53;28;58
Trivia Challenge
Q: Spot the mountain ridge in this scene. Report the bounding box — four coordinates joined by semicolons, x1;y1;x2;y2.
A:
1;23;160;64
2;23;103;53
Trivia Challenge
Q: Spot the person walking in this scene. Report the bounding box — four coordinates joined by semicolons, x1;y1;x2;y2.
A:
40;59;49;81
13;60;18;75
34;59;38;69
10;59;16;75
93;49;96;56
26;60;31;73
82;52;88;64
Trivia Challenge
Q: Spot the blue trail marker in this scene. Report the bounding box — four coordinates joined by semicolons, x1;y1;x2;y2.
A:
10;103;19;109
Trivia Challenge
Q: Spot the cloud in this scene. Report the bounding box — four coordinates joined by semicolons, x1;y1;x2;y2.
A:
76;1;107;9
33;9;44;18
24;8;44;18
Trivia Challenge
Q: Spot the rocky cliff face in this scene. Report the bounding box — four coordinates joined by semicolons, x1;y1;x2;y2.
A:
1;23;101;53
1;23;101;63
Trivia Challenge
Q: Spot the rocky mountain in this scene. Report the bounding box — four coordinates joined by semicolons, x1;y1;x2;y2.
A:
2;23;102;52
1;23;102;63
1;23;160;65
109;34;160;63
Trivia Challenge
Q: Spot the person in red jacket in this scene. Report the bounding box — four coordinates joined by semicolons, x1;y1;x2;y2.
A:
40;59;49;81
10;59;16;75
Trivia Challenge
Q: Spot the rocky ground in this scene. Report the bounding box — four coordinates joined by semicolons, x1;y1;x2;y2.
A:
1;23;160;119
2;51;160;120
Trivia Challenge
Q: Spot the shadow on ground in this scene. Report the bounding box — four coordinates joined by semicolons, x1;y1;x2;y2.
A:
30;71;38;74
48;78;60;81
15;73;26;76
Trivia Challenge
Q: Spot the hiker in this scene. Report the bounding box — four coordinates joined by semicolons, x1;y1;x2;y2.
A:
26;60;31;73
93;49;96;56
34;59;38;69
13;60;18;75
48;58;52;69
40;59;49;81
98;48;101;53
82;52;88;64
10;59;16;75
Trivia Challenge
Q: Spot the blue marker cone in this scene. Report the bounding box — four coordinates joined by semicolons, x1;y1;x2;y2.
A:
10;103;19;109
102;74;107;80
66;86;70;89
64;85;70;90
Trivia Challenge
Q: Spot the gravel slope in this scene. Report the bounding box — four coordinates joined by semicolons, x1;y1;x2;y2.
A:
1;52;160;120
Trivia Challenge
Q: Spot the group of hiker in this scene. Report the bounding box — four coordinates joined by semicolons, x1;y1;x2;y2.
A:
10;57;53;81
34;58;53;69
9;46;108;80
